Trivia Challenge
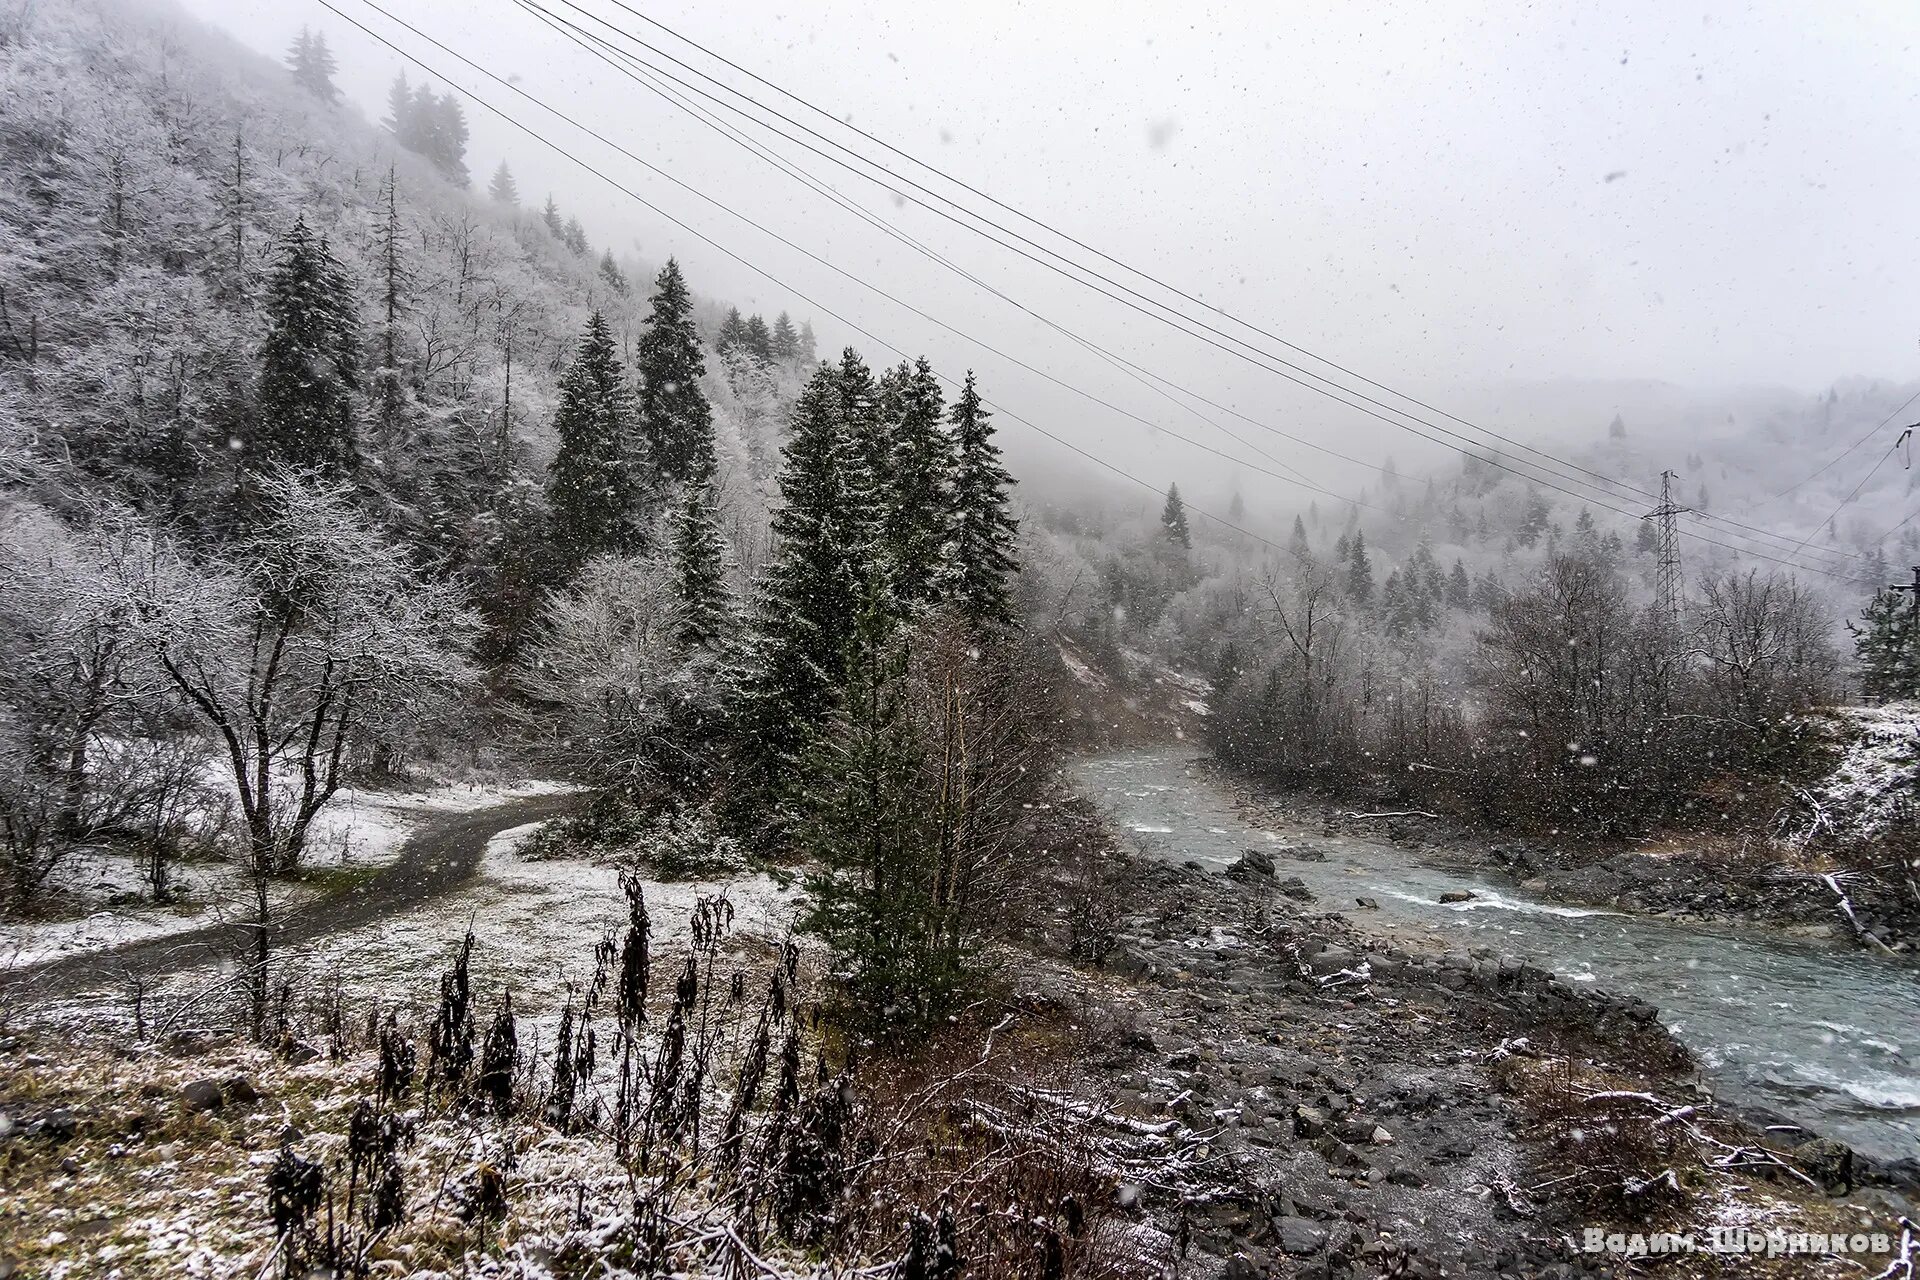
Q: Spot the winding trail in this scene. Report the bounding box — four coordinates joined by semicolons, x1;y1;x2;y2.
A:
2;790;581;1001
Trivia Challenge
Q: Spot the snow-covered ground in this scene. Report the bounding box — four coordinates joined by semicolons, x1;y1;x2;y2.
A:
1798;703;1920;843
0;779;576;969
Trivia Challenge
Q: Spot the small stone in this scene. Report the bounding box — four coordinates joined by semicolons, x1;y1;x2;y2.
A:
1229;849;1277;879
285;1041;321;1066
1354;896;1380;910
223;1076;261;1106
1275;877;1315;902
1293;1105;1327;1138
1439;890;1475;904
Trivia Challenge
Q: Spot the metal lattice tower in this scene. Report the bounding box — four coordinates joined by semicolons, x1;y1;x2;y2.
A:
1646;470;1691;630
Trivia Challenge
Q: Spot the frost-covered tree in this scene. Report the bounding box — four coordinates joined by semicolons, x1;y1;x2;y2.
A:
546;313;645;571
771;312;800;360
733;362;876;815
1851;589;1920;701
633;260;711;487
598;250;627;295
254;217;360;474
942;372;1018;625
1346;530;1374;602
541;194;564;237
286;27;339;105
1161;483;1191;549
487;161;519;207
877;357;952;607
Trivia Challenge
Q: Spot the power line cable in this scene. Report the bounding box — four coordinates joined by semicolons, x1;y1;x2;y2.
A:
547;0;1875;570
327;0;1880;587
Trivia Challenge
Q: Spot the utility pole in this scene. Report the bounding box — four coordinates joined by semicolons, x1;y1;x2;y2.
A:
1887;564;1920;632
1643;469;1692;632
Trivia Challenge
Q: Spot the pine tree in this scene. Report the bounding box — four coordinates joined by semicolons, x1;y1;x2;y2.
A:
634;259;713;487
668;468;737;652
716;307;746;356
488;161;519;207
255;217;360;473
1229;491;1247;522
1851;590;1920;701
1161;483;1191;549
1448;559;1472;608
744;315;774;363
541;195;564;237
286;28;339;105
562;216;589;256
772;312;800;360
599;250;628;295
383;74;415;146
943;371;1018;625
734;363;876;814
1289;514;1309;557
879;357;952;606
830;347;884;546
1346;531;1374;602
797;321;818;364
545;313;643;570
370;167;411;454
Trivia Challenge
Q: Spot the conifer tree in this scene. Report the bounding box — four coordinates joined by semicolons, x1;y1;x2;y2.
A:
545;313;643;571
488;161;519;207
1289;514;1309;557
562;216;589;256
1229;491;1247;522
1851;590;1920;701
598;250;628;295
1161;483;1191;548
879;357;952;606
1448;559;1472;608
716;307;746;356
943;371;1018;625
370;168;411;454
1346;531;1374;602
286;28;339;105
541;195;564;237
797;320;818;363
734;363;875;812
255;217;360;473
668;462;736;652
383;74;414;143
772;312;800;360
634;259;712;487
744;315;774;363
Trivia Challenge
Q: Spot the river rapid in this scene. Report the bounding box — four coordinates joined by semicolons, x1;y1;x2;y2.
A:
1073;748;1920;1166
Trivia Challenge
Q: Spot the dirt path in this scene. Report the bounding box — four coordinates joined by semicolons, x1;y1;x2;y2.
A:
1;790;581;1001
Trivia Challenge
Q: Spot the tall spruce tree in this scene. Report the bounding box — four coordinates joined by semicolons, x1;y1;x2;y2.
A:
942;371;1018;625
255;217;360;473
735;362;876;814
634;259;712;486
1161;483;1192;548
879;357;952;606
488;161;519;206
830;347;884;553
540;195;564;237
667;468;736;653
286;28;339;105
1347;530;1374;601
545;313;643;570
598;250;628;295
1851;589;1920;701
771;312;800;360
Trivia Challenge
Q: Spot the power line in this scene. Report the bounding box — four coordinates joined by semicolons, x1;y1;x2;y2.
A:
316;0;1294;555
543;0;1878;572
330;0;1880;587
561;0;1669;508
1744;384;1920;513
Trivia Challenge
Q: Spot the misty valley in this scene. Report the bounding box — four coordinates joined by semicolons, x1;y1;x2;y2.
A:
1;1;1917;1278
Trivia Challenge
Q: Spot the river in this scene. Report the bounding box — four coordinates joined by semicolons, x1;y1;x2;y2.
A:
1072;748;1920;1166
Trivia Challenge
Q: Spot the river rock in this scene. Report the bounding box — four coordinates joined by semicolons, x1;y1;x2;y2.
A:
1276;877;1315;902
1438;890;1476;904
1354;896;1380;909
1273;1216;1329;1256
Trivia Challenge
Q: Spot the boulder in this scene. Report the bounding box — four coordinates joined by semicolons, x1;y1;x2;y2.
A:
1273;1216;1329;1255
1353;896;1380;910
1438;890;1476;905
181;1079;224;1113
1229;849;1277;879
1275;877;1315;902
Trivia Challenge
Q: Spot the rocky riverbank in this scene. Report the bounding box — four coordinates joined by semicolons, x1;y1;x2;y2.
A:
1201;758;1920;955
1022;833;1916;1279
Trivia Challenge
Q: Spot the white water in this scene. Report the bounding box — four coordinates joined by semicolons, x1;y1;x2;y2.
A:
1074;748;1920;1165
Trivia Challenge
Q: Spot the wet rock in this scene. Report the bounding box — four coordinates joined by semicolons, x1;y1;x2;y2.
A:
1224;1253;1264;1280
1438;890;1475;905
1273;1216;1329;1255
1794;1137;1855;1189
1275;877;1315;903
1229;849;1277;879
1354;896;1380;910
1287;846;1329;862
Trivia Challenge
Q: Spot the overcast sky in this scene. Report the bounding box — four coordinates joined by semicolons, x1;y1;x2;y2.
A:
177;0;1920;502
